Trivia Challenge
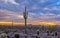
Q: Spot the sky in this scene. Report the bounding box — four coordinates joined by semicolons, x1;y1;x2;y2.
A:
0;0;60;25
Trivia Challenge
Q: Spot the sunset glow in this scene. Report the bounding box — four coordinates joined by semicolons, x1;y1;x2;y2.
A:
0;21;58;26
39;22;56;26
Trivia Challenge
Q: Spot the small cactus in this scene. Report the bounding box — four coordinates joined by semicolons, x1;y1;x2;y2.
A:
0;33;8;38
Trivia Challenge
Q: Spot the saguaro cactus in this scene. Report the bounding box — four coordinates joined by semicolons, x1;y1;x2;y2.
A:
23;7;28;34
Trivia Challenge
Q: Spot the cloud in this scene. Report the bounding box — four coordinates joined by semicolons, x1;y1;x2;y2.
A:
0;8;60;23
39;0;49;3
0;0;60;23
1;0;19;5
39;12;55;15
0;9;24;21
28;11;60;22
43;7;60;11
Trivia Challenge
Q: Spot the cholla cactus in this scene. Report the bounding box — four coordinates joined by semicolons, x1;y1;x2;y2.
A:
0;33;8;38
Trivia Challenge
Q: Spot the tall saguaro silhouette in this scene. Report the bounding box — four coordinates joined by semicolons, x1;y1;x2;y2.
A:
23;7;28;34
